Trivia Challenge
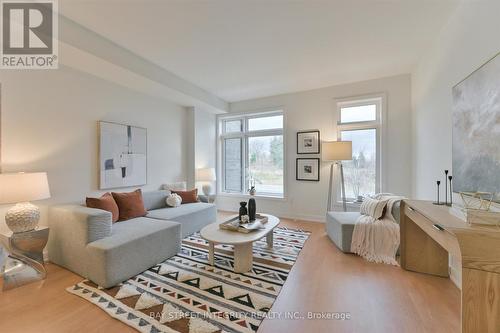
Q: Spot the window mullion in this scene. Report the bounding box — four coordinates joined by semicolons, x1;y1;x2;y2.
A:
242;118;248;194
246;129;283;137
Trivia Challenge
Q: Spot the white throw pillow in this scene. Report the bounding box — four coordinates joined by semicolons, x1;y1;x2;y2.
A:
162;181;187;191
360;197;388;220
166;193;182;207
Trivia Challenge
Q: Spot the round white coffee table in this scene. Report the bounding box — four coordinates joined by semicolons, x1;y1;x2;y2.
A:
200;214;280;273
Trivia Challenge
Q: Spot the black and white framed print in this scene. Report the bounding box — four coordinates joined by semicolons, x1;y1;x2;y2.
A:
296;158;320;181
297;130;320;154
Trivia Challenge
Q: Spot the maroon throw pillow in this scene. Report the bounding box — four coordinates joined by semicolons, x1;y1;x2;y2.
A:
86;192;119;223
172;189;198;204
111;189;147;221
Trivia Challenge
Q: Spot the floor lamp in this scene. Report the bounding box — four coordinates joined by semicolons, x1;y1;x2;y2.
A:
323;141;352;212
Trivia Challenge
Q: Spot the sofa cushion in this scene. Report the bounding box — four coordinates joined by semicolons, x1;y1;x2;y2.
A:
142;190;170;211
86;217;181;288
112;189;147;221
147;202;217;237
86;192;119;223
360;197;388;220
172;189;198;204
162;182;187;191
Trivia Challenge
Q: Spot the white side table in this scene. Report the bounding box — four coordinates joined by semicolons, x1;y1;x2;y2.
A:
0;227;49;290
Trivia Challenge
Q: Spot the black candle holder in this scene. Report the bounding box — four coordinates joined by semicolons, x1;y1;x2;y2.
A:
444;170;449;205
448;176;453;206
433;180;444;205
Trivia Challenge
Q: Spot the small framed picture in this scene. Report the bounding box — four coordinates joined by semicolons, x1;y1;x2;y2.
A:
296;158;320;181
297;130;320;154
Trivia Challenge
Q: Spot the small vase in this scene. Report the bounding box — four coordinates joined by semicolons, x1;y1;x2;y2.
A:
249;186;256;196
239;202;248;221
248;198;256;221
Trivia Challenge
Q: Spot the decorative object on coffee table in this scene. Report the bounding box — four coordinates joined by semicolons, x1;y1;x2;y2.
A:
248;197;256;221
1;227;49;290
219;214;269;233
0;172;51;233
322;141;353;211
297;130;320;154
238;201;247;220
196;167;216;195
201;214;280;273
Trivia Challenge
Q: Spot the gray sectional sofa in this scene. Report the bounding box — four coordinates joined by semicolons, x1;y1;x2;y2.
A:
48;190;216;288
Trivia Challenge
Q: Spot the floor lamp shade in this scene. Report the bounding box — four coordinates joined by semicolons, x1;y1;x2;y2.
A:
0;172;51;233
322;141;352;212
322;141;353;161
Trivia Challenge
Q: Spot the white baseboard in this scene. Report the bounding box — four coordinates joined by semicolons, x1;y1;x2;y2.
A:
278;213;325;223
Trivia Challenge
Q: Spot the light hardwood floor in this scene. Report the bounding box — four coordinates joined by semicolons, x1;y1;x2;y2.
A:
0;214;460;333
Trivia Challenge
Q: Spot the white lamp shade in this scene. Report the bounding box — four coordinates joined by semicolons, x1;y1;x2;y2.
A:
196;168;216;182
322;141;353;161
0;172;51;204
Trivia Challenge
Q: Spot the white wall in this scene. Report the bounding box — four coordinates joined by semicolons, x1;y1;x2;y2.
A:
412;0;500;200
412;0;500;288
217;74;412;221
194;108;217;193
0;66;188;234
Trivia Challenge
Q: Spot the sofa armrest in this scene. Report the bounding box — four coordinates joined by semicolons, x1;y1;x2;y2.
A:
47;205;112;277
49;205;112;244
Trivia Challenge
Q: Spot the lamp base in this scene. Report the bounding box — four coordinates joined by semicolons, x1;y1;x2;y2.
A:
5;202;40;233
202;184;213;196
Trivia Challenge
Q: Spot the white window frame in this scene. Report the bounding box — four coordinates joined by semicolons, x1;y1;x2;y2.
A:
335;94;385;201
218;110;285;198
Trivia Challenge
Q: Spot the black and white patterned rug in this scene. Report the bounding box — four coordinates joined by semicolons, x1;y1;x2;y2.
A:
67;227;310;333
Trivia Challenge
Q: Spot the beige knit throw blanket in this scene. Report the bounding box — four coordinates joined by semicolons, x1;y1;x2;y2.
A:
350;194;404;266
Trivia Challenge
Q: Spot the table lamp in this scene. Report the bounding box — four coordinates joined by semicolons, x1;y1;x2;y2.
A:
196;168;216;196
322;141;352;212
0;172;51;233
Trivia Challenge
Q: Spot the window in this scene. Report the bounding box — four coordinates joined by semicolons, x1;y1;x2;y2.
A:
219;112;284;197
337;97;383;200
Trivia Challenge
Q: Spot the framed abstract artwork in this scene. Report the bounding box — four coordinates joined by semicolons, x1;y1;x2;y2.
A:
296;158;320;181
452;52;500;203
99;121;147;189
297;130;320;154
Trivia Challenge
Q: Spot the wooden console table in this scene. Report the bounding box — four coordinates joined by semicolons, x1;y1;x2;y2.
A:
401;200;500;333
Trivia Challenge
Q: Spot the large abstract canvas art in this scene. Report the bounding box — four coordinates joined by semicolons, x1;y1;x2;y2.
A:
452;53;500;203
99;121;147;189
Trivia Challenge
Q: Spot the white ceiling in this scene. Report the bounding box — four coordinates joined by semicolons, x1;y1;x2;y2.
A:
60;0;458;102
